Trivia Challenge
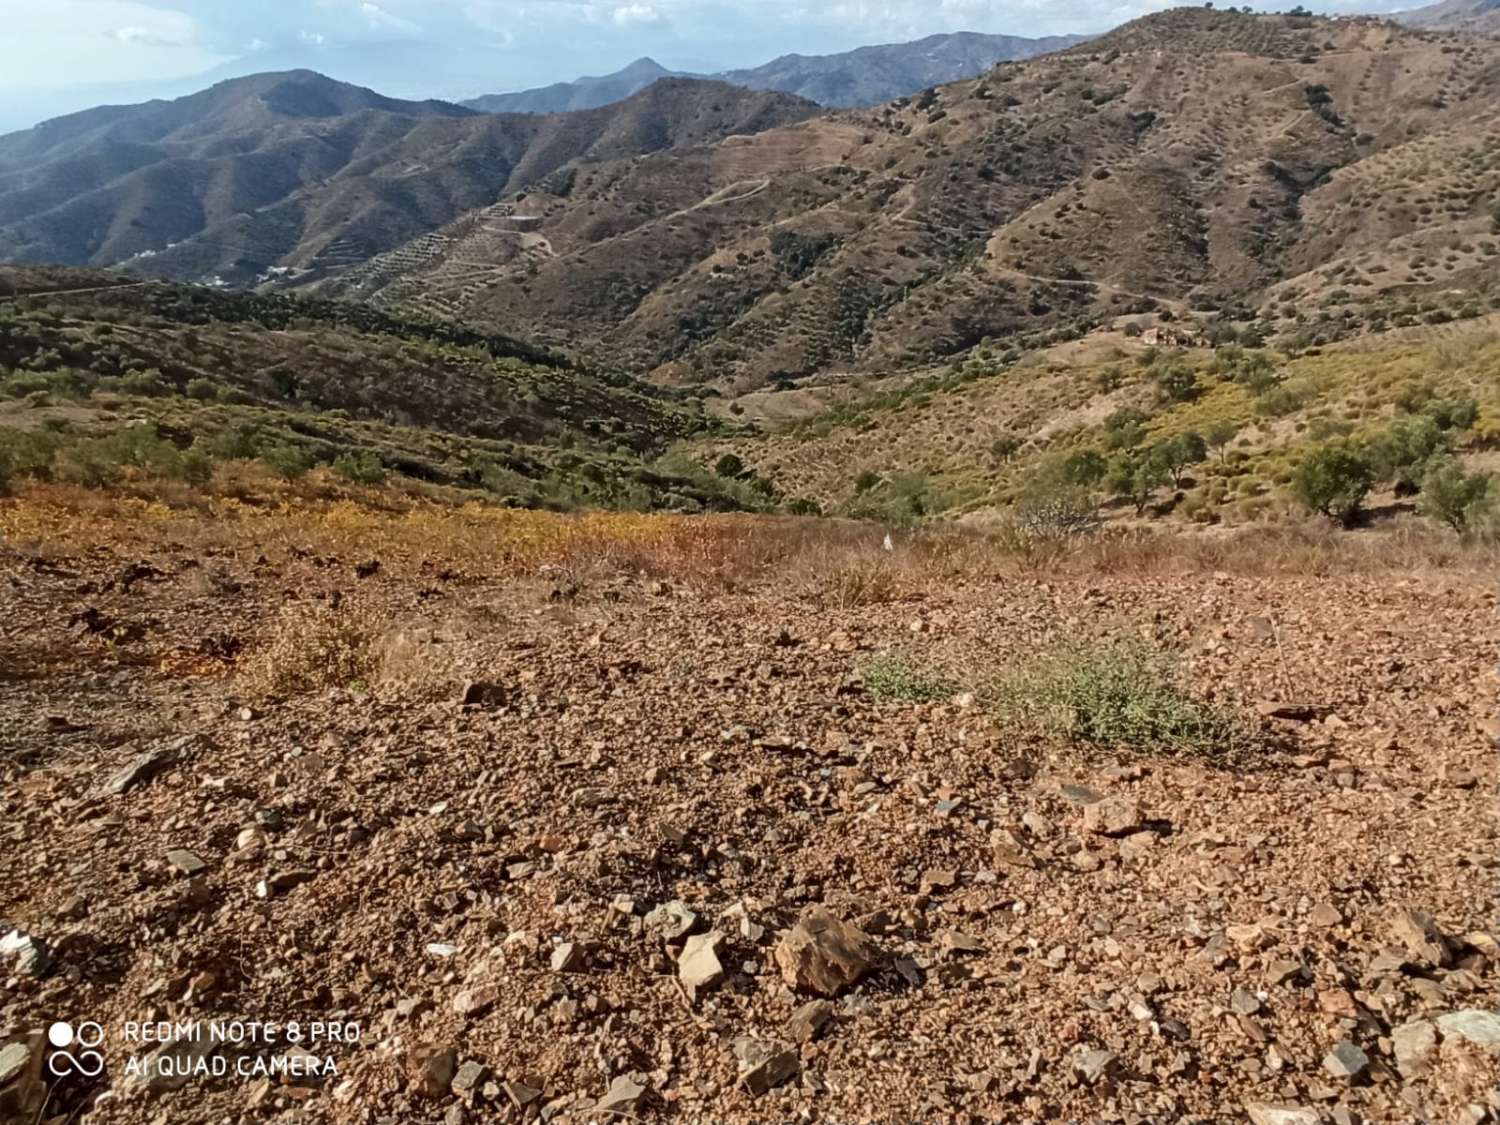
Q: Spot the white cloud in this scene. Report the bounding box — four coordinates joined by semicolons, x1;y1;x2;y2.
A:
612;3;663;26
359;1;424;34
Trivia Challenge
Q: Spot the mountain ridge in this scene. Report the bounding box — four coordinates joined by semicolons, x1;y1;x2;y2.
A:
341;7;1500;389
461;31;1089;114
0;72;817;285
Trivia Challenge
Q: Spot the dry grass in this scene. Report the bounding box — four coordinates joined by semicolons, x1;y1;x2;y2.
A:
2;485;1495;605
238;602;380;699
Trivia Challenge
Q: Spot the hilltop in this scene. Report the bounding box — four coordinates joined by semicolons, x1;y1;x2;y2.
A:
1398;0;1500;32
342;8;1500;390
463;32;1087;114
0;73;816;287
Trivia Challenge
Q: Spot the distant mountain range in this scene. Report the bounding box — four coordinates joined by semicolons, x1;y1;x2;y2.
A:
462;31;1088;114
0;70;815;284
1396;0;1500;31
333;7;1500;389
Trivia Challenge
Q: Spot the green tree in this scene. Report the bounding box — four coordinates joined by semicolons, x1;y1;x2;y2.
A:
714;453;745;479
1107;447;1171;515
1368;415;1451;493
1157;431;1208;487
1060;448;1108;486
1204;420;1241;464
1103;407;1149;451
1155;362;1199;403
1290;442;1373;527
1420;458;1492;534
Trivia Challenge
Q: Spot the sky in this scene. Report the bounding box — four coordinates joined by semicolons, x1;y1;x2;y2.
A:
0;0;1411;133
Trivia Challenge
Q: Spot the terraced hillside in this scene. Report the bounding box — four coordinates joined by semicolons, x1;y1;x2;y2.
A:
0;73;817;289
342;9;1500;391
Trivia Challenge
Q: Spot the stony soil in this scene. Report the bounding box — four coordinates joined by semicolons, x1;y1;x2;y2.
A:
2;531;1498;1124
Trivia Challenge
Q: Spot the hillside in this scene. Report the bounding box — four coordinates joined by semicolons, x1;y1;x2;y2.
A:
704;310;1499;530
718;31;1089;107
0;266;775;512
345;8;1500;391
463;32;1086;115
0;72;817;288
1398;0;1500;32
464;58;691;114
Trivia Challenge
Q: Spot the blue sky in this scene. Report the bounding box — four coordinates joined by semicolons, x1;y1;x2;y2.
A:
0;0;1408;132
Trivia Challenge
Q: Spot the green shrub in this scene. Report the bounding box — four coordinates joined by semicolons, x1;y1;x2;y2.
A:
1368;415;1451;491
714;452;745;479
185;378;220;401
332;452;387;485
993;637;1247;755
1420;458;1493;534
260;443;314;481
0;428;61;482
1290;441;1373;526
861;651;955;703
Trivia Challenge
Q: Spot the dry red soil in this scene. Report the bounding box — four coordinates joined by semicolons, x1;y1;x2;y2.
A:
2;515;1497;1124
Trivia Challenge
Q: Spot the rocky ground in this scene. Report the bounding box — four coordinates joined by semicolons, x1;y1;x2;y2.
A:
1;518;1498;1124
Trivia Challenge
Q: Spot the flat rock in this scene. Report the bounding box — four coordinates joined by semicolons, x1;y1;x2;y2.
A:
166;849;207;876
594;1074;648;1116
1437;1009;1500;1047
452;1060;488;1093
98;734;204;797
774;907;881;997
551;942;585;973
1391;1020;1437;1077
0;1041;30;1085
783;999;834;1044
736;1040;800;1096
1246;1104;1321;1125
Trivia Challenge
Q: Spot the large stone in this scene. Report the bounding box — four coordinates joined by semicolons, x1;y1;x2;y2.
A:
593;1074;648;1116
1390;908;1452;967
1323;1040;1369;1080
166;849;207;877
1081;796;1143;837
0;1042;30;1085
0;931;54;979
1391;1020;1438;1078
774;907;881;997
97;734;204;797
408;1046;458;1099
678;932;725;992
735;1040;800;1096
1437;1009;1500;1048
